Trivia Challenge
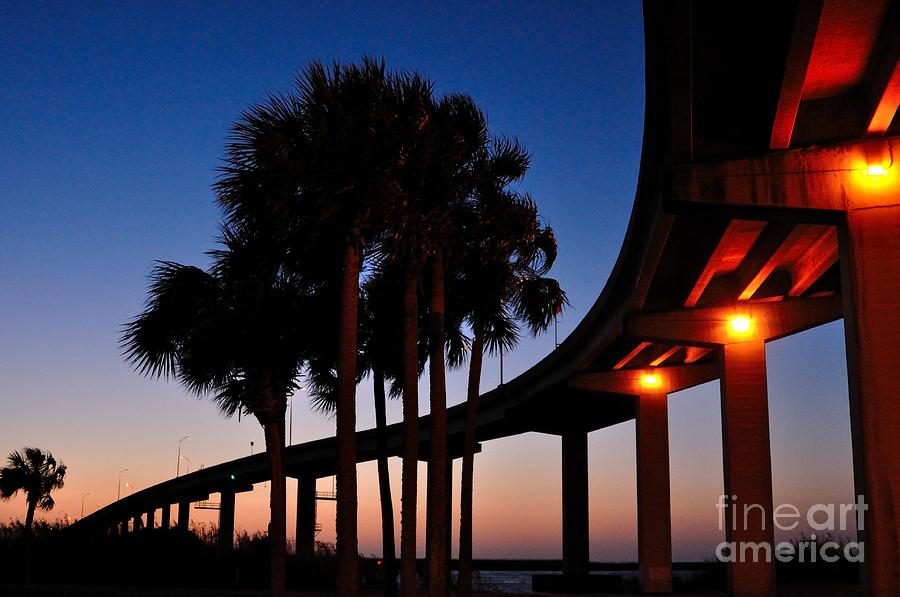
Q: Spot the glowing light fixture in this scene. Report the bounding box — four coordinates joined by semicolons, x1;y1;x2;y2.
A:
641;374;661;388
866;164;887;177
729;315;752;334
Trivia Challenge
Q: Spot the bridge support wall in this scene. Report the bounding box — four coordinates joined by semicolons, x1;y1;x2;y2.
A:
561;430;590;580
841;208;900;597
177;500;190;531
219;490;235;548
296;474;317;563
636;393;673;593
720;341;775;597
161;503;170;529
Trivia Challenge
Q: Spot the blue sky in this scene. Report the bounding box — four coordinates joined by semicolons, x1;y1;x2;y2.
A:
0;2;855;560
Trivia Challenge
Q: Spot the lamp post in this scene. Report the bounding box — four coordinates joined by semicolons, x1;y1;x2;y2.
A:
176;436;190;477
81;492;91;518
117;469;128;501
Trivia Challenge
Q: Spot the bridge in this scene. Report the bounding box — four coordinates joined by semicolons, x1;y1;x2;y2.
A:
75;1;900;595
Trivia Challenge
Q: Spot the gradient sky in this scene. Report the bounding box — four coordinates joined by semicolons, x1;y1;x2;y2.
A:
0;2;857;561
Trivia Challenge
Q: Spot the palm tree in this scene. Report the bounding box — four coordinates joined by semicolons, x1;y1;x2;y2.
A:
0;447;67;532
0;447;67;585
454;158;568;595
417;93;491;597
122;228;315;597
216;59;415;595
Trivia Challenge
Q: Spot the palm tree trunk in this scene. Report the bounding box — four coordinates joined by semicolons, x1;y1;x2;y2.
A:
400;263;419;597
373;364;397;596
336;240;361;595
426;248;449;597
24;499;36;586
261;413;288;597
457;330;484;597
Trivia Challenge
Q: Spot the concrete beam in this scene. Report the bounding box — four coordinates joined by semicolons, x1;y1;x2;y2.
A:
626;294;842;347
769;0;823;149
667;136;900;214
570;362;718;396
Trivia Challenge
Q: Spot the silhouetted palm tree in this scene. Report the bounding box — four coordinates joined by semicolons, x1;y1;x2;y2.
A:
0;447;67;585
122;228;316;597
417;93;492;597
216;59;413;595
0;447;67;532
453;147;568;594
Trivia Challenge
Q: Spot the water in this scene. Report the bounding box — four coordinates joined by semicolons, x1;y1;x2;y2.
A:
452;569;707;593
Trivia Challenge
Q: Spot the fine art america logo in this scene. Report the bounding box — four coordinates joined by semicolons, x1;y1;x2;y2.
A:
714;495;866;563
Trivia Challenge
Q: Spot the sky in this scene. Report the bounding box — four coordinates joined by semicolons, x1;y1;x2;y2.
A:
0;1;857;562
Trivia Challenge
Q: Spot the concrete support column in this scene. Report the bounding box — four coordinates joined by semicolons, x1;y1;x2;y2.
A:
177;500;190;532
720;340;775;597
840;212;900;596
161;503;171;529
119;520;129;535
219;489;235;548
636;393;672;593
296;474;317;564
146;509;155;530
133;514;143;531
562;430;590;580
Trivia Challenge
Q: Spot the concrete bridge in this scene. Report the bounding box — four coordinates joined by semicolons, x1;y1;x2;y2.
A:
75;1;900;595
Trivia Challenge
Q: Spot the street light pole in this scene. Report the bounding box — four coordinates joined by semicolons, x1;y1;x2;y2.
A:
81;492;91;518
176;435;190;477
117;469;128;501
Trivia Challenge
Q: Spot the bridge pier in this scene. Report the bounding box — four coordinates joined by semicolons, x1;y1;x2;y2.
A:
561;429;590;583
219;490;235;548
636;392;672;593
841;209;900;596
132;514;143;532
570;364;717;594
177;500;190;531
160;503;171;529
626;298;842;597
296;474;317;564
720;341;775;597
146;509;155;530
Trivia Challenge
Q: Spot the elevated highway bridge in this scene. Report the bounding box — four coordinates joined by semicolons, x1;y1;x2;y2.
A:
75;2;900;595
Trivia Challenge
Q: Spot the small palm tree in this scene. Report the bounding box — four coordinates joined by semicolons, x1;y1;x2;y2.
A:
0;447;67;532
